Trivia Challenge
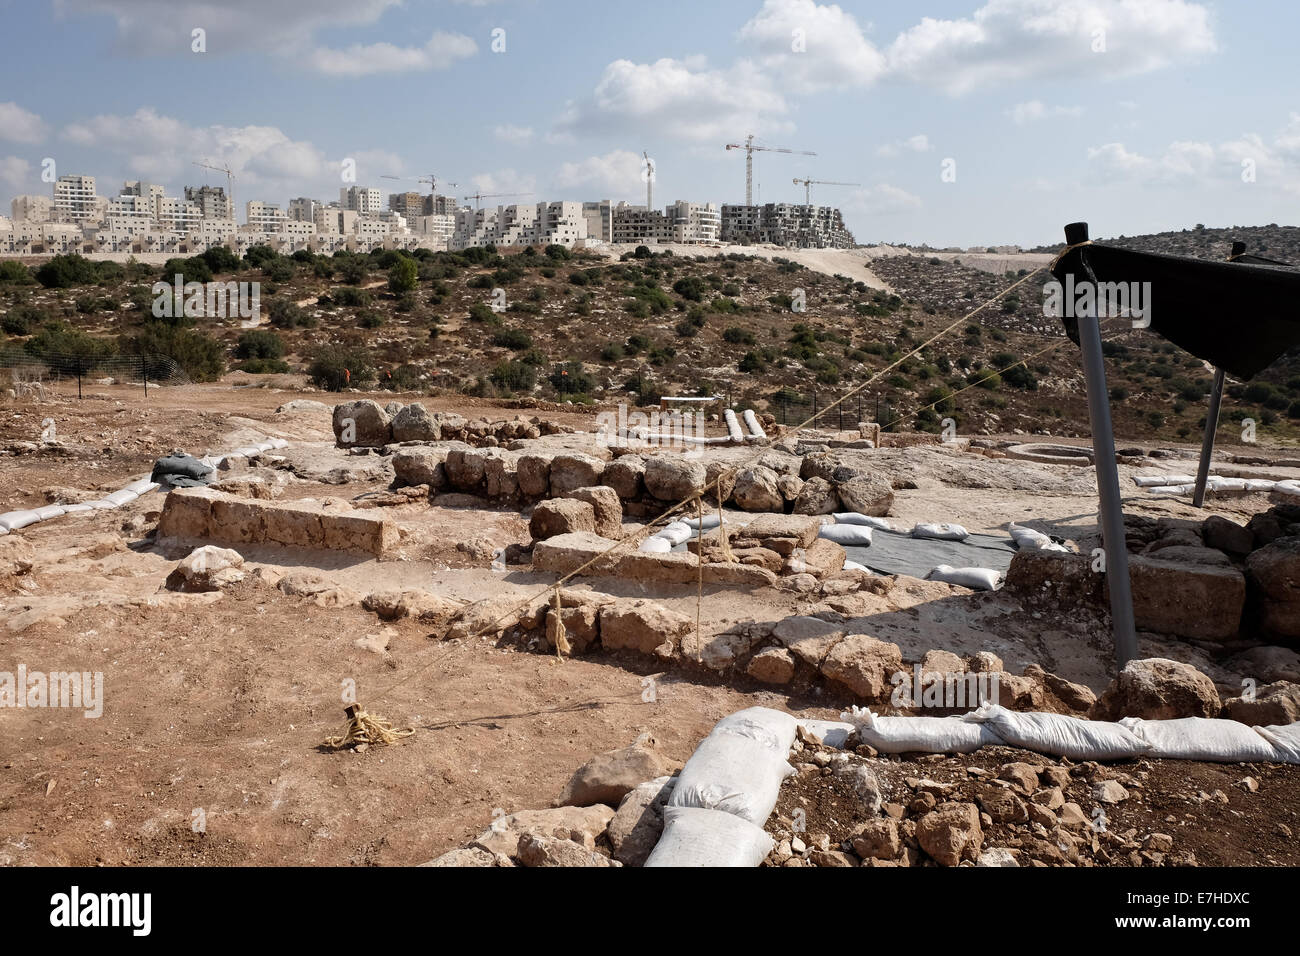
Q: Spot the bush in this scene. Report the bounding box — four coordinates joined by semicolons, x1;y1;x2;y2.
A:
493;327;533;350
545;244;571;261
600;342;624;362
550;361;595;394
267;298;315;329
468;303;498;324
2;304;47;335
129;321;225;381
34;254;98;289
244;245;277;268
333;286;371;308
723;326;755;346
235;329;285;360
264;257;295;283
673;276;706;301
490;360;536;391
239;358;291;374
625;333;651;354
358;310;385;329
0;261;33;284
674;319;699;338
307;345;375;391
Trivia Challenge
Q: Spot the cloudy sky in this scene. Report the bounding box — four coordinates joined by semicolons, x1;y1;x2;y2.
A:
0;0;1295;246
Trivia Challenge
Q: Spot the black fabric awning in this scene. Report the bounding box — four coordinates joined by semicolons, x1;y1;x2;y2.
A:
1051;242;1300;380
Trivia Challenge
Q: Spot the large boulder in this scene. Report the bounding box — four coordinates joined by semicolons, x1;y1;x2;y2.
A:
549;454;605;496
916;802;983;866
732;466;784;512
820;633;903;700
601;455;645;500
1221;681;1300;726
643;456;707;502
793;477;839;515
165;545;245;592
1247;536;1300;643
332;400;391;448
391;448;449;490
482;451;520;499
516;833;619;867
1091;658;1221;720
1128;555;1243;641
472;805;615;857
445;447;488;492
557;734;681;808
599;599;693;656
516;454;552;498
836;474;894;517
607;776;675;867
705;461;737;505
530;499;597;541
564;486;622;539
390;403;441;442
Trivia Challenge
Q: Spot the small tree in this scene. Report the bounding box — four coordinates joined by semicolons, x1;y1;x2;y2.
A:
388;256;418;294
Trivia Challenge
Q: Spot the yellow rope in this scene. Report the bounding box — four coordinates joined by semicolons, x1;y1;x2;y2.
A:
323;707;414;750
552;586;570;659
717;482;735;563
695;495;704;664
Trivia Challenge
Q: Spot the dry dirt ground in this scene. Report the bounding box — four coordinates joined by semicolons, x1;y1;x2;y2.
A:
1;379;1297;865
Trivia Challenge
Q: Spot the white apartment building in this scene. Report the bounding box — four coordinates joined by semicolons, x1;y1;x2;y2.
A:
11;195;53;222
666;200;720;243
54;175;99;222
451;200;588;250
245;200;287;232
340;185;383;215
104;194;153;235
288;197;317;222
413;213;455;248
313;205;359;236
157;196;204;234
121;181;165;216
581;200;613;242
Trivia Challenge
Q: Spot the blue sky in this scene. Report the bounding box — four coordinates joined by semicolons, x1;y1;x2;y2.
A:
0;0;1296;247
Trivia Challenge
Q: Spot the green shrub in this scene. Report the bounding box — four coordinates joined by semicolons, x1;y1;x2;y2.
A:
491;360;537;391
235;329;285;360
307;345;375;391
493;327;533;350
128;321;225;381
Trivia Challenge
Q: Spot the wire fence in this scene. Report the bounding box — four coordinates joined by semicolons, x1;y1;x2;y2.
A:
0;350;190;399
769;388;885;432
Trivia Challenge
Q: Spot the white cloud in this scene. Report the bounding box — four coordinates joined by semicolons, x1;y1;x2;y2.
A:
0;156;33;193
58;107;404;202
736;0;886;92
468;169;537;200
493;125;535;146
554;150;645;196
887;0;1215;95
847;184;922;215
1008;100;1084;124
1087;139;1226;184
309;31;477;76
0;103;48;144
55;0;401;56
557;57;791;142
877;134;933;157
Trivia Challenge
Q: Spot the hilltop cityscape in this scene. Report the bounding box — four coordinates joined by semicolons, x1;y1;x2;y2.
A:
1;171;857;259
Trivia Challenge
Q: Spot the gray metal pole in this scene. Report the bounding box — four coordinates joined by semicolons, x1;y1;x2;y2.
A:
1192;367;1226;509
1065;222;1139;667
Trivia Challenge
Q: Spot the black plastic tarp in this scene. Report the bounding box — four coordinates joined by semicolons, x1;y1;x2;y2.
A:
1051;242;1300;380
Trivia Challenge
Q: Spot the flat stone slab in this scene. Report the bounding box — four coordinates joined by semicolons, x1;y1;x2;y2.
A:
737;513;821;548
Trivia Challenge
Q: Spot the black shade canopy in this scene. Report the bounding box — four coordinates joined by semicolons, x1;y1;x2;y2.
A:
1052;240;1300;380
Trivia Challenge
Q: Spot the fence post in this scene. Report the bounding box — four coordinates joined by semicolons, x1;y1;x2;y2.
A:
141;354;148;398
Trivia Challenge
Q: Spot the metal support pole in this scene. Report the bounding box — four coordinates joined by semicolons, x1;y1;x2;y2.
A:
1192;367;1226;509
1065;222;1138;667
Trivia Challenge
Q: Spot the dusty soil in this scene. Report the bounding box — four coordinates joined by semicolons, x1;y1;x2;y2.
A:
2;381;1299;866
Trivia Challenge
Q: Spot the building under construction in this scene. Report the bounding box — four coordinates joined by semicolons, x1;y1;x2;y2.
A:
720;203;855;249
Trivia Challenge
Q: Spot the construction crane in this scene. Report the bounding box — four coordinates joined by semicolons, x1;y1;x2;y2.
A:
462;191;532;210
792;178;860;206
192;160;235;219
725;134;815;205
642;150;655;211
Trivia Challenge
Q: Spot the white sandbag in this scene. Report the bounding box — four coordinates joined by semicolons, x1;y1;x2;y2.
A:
61;503;95;515
669;709;798;826
255;441;275;452
0;526;6;535
639;536;672;553
102;489;139;508
1133;474;1195;487
682;512;724;531
1120;717;1281;763
833;513;891;530
1208;477;1247;492
742;408;767;440
1245;479;1276;493
85;499;119;510
644;806;774;867
1008;523;1065;552
928;565;1001;591
122;478;159;496
1274;480;1300;497
723;408;745;443
797;719;857;749
32;505;66;521
842;559;872;573
841;706;1000;754
270;438;290;449
1253;723;1300;763
912;522;969;541
0;510;41;532
819;523;874;546
658;521;694;546
233;445;262;458
714;707;800;753
967;704;1151;760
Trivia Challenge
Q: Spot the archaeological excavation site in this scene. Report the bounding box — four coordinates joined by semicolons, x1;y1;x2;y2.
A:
3;376;1299;874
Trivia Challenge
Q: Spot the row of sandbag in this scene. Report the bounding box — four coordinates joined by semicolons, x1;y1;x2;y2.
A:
833;703;1300;763
644;707;801;867
1134;474;1295;496
0;437;289;535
